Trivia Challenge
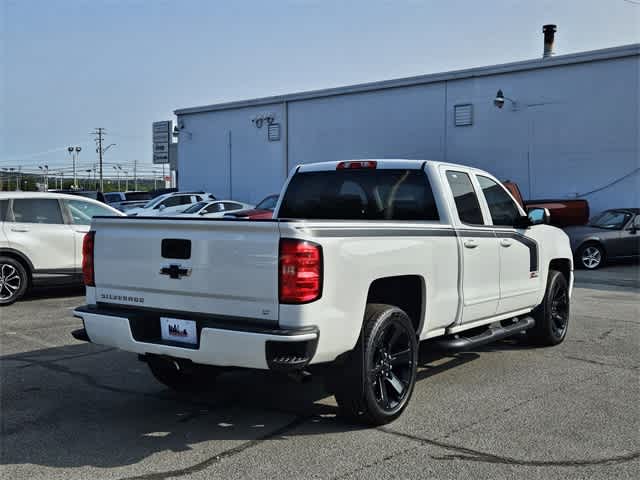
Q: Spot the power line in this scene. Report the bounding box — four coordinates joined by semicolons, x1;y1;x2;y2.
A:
622;0;640;5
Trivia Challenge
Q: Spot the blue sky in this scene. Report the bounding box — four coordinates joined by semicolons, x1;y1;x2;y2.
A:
1;0;638;176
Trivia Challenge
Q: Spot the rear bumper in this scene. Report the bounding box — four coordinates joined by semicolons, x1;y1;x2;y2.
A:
73;305;318;371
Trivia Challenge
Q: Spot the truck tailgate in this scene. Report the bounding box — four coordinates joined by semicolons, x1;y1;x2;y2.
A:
91;218;280;323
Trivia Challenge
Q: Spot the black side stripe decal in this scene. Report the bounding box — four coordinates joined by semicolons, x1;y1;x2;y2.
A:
304;226;538;272
306;228;456;238
497;232;539;272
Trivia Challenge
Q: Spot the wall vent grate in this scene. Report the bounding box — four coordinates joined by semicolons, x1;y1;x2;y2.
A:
454;104;473;126
268;123;281;141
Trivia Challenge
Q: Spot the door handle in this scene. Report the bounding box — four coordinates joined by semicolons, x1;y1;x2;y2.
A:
464;239;478;249
500;239;513;247
11;228;28;233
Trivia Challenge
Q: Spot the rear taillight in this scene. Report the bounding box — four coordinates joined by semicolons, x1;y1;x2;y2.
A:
82;231;95;287
279;239;322;304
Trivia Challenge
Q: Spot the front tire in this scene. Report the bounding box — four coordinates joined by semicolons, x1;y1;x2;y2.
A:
333;304;418;426
0;256;29;306
147;357;221;392
528;270;570;346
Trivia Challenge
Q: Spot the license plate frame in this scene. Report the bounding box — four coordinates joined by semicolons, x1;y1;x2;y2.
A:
160;317;198;345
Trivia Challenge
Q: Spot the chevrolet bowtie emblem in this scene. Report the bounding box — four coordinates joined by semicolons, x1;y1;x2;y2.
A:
160;264;191;279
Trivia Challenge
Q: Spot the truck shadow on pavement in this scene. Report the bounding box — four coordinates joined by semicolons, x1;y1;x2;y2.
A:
0;341;480;471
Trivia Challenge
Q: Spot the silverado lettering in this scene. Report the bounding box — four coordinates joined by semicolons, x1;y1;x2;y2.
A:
100;294;145;304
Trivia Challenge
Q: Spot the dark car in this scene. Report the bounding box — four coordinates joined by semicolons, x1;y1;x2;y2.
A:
565;209;640;269
49;189;107;203
224;194;278;219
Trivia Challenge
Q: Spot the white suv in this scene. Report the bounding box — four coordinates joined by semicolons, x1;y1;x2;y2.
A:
0;192;123;305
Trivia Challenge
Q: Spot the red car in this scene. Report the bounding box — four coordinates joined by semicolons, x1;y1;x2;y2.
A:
224;194;278;219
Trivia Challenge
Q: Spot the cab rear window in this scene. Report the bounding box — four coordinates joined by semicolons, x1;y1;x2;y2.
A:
279;169;439;221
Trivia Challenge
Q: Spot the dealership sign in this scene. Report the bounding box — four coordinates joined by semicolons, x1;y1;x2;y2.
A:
152;121;172;164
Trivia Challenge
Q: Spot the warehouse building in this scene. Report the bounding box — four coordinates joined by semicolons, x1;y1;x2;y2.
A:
174;40;639;214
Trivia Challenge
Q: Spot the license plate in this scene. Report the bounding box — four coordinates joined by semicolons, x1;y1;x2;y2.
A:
160;317;197;345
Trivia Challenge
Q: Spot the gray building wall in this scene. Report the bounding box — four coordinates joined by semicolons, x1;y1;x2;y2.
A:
177;46;639;213
178;104;284;204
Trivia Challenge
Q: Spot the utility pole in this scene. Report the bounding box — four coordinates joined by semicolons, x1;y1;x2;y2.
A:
133;160;138;191
92;128;107;192
124;170;129;191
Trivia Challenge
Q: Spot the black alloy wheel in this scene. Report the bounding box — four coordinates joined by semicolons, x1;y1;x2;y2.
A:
333;304;418;425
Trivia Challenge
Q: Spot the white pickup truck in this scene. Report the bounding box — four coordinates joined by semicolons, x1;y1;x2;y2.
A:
73;160;573;425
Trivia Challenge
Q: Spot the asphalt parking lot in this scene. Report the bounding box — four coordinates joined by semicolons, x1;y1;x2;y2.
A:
1;265;639;479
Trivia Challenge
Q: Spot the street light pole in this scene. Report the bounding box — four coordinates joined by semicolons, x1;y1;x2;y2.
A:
68;146;82;189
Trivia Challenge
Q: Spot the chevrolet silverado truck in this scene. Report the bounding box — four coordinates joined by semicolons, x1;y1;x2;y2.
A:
72;160;573;425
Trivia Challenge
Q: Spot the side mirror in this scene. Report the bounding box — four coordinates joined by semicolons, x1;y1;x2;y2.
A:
527;207;550;226
199;210;208;215
158;204;166;211
629;216;640;233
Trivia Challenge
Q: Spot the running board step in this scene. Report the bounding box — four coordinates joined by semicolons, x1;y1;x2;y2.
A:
434;316;535;351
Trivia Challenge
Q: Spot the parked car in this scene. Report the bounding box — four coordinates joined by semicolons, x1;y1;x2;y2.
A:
223;194;278;219
104;191;153;211
104;191;152;203
112;200;149;213
503;181;589;227
565;208;640;269
167;200;254;218
49;189;107;204
0;192;123;305
126;192;215;217
73;159;573;425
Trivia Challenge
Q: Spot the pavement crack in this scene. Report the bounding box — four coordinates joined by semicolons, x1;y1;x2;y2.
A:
118;416;310;480
378;428;640;467
329;445;422;480
564;355;639;371
598;329;614;340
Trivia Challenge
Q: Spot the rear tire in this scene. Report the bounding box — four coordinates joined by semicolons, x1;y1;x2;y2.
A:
147;357;221;392
0;256;29;306
577;242;605;269
527;270;570;346
333;304;418;426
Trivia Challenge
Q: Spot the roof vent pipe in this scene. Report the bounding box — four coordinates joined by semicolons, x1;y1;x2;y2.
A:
543;24;557;59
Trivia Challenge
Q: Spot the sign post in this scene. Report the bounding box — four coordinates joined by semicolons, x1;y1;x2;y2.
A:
152;121;172;165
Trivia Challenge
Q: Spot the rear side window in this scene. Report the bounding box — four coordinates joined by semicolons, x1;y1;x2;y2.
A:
12;199;64;224
446;171;484;225
279;169;439;221
124;192;151;201
159;196;182;208
104;193;121;203
223;202;243;211
0;200;7;221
